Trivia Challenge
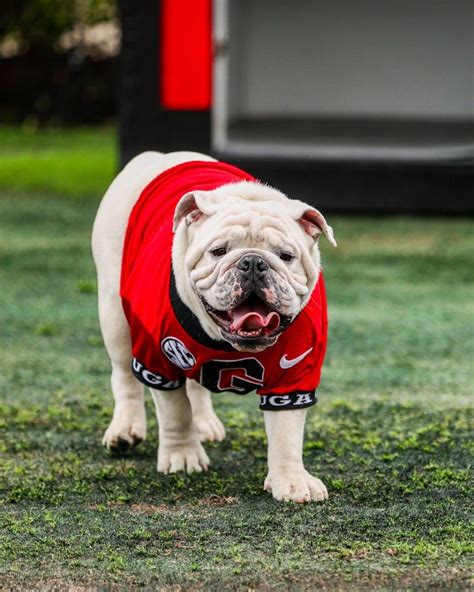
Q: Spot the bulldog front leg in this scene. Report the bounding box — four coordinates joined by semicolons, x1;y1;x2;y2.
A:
263;408;328;503
151;386;210;474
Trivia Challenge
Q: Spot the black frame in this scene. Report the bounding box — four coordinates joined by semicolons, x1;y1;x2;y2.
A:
118;0;210;167
118;1;473;213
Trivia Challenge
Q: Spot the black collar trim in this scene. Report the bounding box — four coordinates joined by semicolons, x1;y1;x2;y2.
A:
169;271;235;351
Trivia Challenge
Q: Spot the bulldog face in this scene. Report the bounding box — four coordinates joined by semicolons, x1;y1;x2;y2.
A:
172;181;336;352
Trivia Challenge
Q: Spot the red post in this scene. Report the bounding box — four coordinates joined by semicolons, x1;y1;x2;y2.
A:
160;0;212;110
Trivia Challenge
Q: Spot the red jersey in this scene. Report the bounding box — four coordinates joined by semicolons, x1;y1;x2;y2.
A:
120;161;328;411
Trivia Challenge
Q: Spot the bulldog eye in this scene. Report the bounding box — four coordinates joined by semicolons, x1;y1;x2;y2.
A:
210;246;227;257
279;252;295;262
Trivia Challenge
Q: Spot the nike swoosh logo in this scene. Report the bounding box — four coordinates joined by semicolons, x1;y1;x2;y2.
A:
279;347;313;369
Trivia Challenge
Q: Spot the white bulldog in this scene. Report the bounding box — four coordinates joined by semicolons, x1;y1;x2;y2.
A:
92;151;336;503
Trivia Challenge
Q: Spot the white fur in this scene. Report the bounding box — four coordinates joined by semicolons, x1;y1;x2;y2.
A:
92;151;330;502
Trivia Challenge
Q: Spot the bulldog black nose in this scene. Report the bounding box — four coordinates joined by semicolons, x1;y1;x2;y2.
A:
237;255;269;276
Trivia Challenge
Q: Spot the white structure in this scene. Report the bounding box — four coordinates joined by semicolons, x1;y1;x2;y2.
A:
213;0;474;163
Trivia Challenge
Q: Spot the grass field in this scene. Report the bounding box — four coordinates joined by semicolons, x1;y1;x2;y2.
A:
0;127;473;590
0;125;116;197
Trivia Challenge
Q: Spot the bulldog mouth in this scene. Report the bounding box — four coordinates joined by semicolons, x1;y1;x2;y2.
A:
203;293;288;339
229;297;280;336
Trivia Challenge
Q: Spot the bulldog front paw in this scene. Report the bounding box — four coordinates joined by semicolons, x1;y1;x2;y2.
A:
102;413;146;452
157;440;210;474
194;412;226;442
264;468;328;503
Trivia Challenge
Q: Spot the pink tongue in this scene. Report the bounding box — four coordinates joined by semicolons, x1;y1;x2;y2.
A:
229;301;281;332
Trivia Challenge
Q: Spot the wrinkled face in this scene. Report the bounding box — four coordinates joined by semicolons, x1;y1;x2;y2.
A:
173;182;336;352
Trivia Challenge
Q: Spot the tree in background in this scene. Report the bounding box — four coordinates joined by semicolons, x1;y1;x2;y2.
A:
0;0;119;125
0;0;116;54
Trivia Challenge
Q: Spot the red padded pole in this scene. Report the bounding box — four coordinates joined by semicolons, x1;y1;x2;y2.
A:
160;0;212;110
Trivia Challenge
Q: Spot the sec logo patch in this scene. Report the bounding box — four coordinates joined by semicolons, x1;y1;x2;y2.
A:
161;337;196;369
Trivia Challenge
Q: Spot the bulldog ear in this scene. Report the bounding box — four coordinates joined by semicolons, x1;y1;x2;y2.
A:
173;191;205;231
299;208;337;247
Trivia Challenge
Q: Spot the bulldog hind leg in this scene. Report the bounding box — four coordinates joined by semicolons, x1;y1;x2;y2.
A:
98;288;147;452
186;380;226;442
151;386;210;473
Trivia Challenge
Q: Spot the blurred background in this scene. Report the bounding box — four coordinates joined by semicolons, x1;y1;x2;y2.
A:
1;0;118;126
0;0;472;209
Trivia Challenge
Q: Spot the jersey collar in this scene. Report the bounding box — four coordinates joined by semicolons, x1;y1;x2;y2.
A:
169;271;235;351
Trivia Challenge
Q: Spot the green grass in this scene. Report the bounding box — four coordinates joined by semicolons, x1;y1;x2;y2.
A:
0;128;473;589
0;125;116;197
